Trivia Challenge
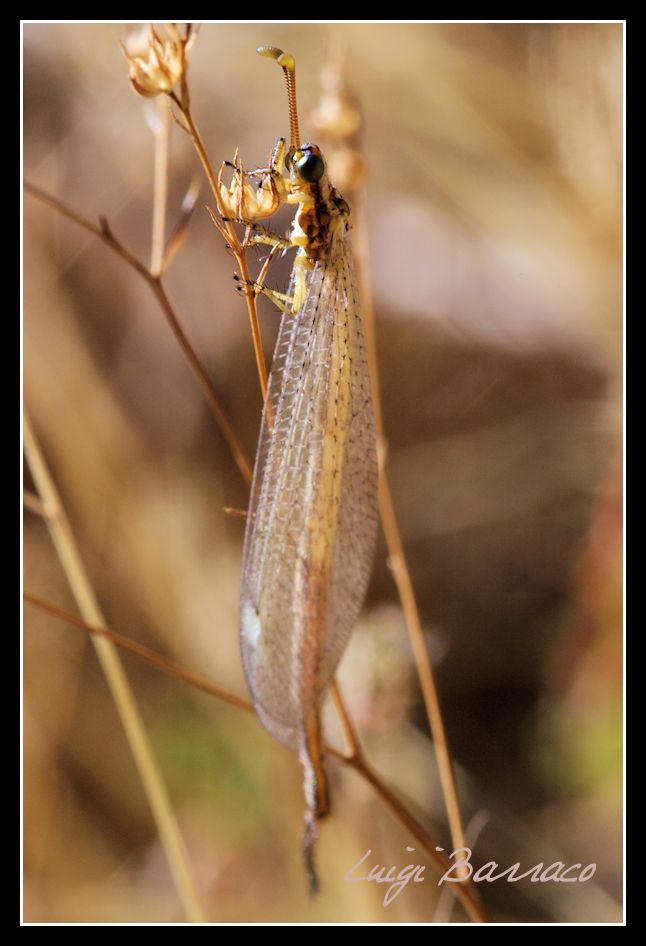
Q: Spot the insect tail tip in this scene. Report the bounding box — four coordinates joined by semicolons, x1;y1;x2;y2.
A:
303;812;321;898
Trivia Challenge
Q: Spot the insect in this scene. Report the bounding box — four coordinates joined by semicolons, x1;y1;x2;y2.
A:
230;47;379;893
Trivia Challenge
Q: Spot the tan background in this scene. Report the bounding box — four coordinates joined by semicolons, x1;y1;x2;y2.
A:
24;22;622;922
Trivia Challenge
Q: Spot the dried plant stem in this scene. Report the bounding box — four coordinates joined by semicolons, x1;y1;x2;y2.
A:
330;679;361;758
24;591;252;713
341;754;488;923
169;95;268;399
146;277;252;482
24;181;252;486
23;413;206;923
151;96;170;277
331;659;486;920
24;589;486;923
353;191;470;872
379;478;468;859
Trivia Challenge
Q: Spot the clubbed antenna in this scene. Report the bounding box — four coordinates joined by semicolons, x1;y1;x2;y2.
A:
257;46;301;151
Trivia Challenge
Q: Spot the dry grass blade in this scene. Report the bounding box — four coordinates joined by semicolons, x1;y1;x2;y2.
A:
23;412;206;922
23;589;488;922
151;96;171;276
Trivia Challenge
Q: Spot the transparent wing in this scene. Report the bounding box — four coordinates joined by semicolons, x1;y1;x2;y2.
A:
240;229;378;749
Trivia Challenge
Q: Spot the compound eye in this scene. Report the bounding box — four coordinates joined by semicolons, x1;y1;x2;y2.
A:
296;152;325;183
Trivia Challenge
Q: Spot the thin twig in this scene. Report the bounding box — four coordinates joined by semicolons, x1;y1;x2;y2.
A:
25;181;148;275
24;589;487;923
329;680;361;759
168;94;269;399
146;277;252;483
222;506;248;519
380;475;468;862
24;591;251;712
151;96;170;277
433;811;490;922
343;753;488;923
22;412;206;923
24;181;253;486
353;189;470;872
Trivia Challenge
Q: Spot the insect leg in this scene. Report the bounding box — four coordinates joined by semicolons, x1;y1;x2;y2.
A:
256;286;295;315
233;273;294;315
255;242;284;291
248;227;292;250
240;223;293;251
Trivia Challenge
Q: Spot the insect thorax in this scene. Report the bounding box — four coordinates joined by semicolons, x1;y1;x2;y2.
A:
295;180;351;263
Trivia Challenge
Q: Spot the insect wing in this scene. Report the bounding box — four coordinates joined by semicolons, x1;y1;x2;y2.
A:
240;230;378;749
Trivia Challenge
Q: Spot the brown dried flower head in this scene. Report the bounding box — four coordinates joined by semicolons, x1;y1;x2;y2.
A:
123;23;196;98
217;162;286;223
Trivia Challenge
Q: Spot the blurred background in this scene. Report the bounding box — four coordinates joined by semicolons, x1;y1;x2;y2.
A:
23;22;623;923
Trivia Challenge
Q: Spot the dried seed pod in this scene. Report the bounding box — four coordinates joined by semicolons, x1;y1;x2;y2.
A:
122;23;196;98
